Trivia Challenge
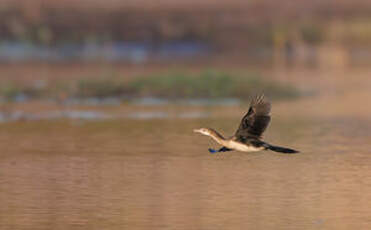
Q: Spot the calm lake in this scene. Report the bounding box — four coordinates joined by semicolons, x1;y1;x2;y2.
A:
0;95;371;230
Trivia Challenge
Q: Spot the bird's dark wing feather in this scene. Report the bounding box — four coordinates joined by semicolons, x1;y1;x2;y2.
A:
234;94;271;141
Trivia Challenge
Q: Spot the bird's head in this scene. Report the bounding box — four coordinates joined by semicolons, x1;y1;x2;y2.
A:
193;128;213;136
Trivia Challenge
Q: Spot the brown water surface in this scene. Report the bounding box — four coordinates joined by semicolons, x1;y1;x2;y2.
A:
0;103;371;230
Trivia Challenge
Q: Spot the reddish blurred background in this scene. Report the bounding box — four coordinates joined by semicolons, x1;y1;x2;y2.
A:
1;0;371;67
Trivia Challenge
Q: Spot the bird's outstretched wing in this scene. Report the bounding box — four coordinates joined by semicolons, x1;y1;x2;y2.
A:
234;94;271;141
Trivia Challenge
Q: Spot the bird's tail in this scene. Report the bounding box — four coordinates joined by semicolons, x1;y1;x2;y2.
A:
264;143;299;154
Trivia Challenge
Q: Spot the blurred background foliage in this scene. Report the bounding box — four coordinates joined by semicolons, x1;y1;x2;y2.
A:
0;70;299;101
0;0;370;64
0;0;370;102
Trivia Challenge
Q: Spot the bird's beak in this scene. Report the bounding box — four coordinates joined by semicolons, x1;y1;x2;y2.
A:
193;129;201;133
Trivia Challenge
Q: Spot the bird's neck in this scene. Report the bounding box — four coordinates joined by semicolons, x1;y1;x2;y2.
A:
208;130;227;145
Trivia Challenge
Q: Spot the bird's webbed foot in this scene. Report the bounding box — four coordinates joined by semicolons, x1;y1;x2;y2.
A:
208;148;218;154
208;147;232;154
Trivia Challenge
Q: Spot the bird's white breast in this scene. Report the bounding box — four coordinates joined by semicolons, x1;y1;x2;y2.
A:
226;140;264;152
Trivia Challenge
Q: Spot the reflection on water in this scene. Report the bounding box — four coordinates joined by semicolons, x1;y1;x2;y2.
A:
0;110;209;122
0;115;371;230
132;97;241;106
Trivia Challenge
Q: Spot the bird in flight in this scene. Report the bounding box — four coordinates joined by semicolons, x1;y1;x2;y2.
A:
194;94;299;154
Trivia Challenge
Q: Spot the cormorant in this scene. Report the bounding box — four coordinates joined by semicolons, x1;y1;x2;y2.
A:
194;94;299;154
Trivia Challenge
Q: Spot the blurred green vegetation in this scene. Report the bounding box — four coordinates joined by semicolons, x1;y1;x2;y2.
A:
0;83;22;101
76;79;125;98
129;71;299;99
0;70;300;102
299;23;324;45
